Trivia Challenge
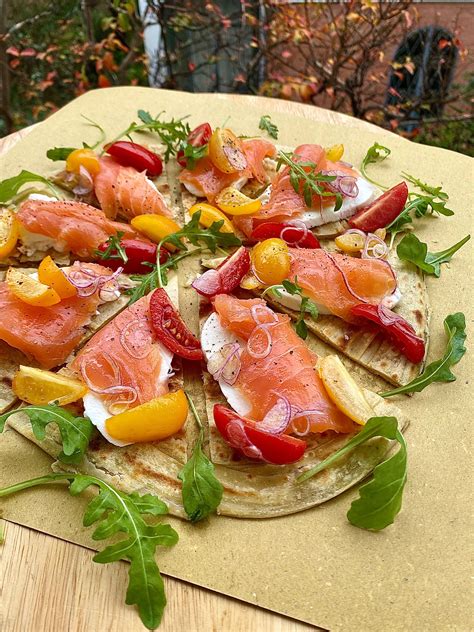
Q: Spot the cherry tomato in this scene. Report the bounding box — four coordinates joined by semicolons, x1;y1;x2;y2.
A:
250;222;320;248
105;141;163;177
66;148;100;176
252;238;291;285
192;246;250;298
149;288;204;361
208;128;247;174
96;238;168;275
213;405;307;465
351;303;425;363
177;122;212;167
349;182;408;232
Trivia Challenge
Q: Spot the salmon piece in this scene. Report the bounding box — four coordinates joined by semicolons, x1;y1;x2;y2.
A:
16;199;141;258
288;248;397;322
71;295;169;409
94;156;172;220
213;294;354;434
179;139;276;202
0;263;113;369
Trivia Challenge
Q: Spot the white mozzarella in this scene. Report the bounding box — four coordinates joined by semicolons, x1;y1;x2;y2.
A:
83;341;174;446
200;312;252;417
382;287;402;310
271;290;331;315
28;194;58;201
17;226;66;257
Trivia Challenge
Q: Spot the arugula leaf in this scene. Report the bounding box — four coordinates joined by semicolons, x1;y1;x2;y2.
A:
259;114;279;139
0;404;93;464
46;147;76;161
381;312;466;397
263;277;318;340
360;142;391;189
297;416;407;531
0;170;59;203
80;114;106;150
95;231;129;264
401;172;449;200
386;194;454;244
397;233;470;277
182;142;208;170
0;472;178;629
178;395;223;522
277;151;342;211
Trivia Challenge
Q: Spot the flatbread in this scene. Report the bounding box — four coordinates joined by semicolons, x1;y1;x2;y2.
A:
0;267;135;413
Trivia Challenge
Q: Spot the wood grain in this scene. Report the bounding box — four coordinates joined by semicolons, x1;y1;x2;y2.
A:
0;103;327;632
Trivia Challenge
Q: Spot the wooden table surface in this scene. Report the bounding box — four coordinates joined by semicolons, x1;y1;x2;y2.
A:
0;96;375;631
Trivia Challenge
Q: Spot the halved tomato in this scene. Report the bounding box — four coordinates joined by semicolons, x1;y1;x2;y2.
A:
208;128;247;174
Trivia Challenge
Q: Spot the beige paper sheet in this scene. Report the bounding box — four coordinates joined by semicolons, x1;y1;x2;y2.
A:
0;87;472;631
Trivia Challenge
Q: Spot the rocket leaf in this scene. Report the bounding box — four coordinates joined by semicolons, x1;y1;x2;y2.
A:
397;233;470;277
0;472;178;629
0;170;59;203
0;404;93;464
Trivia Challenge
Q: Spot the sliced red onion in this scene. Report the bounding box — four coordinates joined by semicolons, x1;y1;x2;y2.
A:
73;165;94;196
247;325;272;359
291;408;327;436
119;319;154;359
362;233;388;260
376;303;401;326
280;219;308;247
80;352;121;392
192;269;222;298
324;251;368;304
226;418;250;448
258;395;291;434
208;342;242;385
250;303;278;325
241;443;263;460
66;266;123;299
339;176;359;198
107;386;139;415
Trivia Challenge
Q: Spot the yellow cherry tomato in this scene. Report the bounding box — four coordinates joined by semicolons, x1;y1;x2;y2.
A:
12;365;87;406
335;232;365;254
188;202;234;233
252;238;291;285
325;144;344;162
215;187;262;216
208;128;248;174
0;208;19;259
131;214;181;251
105;389;188;443
6;267;61;307
240;271;262;290
66;148;101;177
38;256;77;299
319;355;374;425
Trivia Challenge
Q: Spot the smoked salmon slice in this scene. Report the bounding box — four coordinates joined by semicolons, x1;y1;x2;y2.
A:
94;156;173;220
287;248;398;322
213;294;354;434
0;263;114;369
16;198;141;258
71;295;171;410
179;139;276;202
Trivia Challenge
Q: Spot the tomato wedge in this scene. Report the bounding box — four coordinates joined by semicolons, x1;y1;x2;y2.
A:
251;222;321;248
149;288;204;361
213;405;307;465
351;303;425;364
96;238;168;274
177;122;212;167
105;141;163;177
349;182;408;232
192;246;250;298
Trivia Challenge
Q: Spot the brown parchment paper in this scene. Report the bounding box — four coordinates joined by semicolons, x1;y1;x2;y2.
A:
0;87;473;631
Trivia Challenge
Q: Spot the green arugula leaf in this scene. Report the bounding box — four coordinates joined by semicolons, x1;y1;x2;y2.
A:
95;231;129;264
0;170;59;203
386;194;454;244
381;312;466;397
401;172;449;200
297;416;407;531
259;114;279;139
276;151;343;212
182;142;208;170
360;142;391;189
0;472;178;629
178;395;223;522
397;233;470;277
0;404;93;464
263;277;318;340
80;115;106;150
46;147;76;161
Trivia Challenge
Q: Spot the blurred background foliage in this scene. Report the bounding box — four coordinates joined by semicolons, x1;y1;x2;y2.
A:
0;0;472;156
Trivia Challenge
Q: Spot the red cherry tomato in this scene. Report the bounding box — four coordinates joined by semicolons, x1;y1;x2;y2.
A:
192;246;250;298
149;288;204;361
351;303;425;363
213;405;307;465
177;122;213;167
349;182;408;232
250;222;320;248
96;238;167;275
105;141;163;177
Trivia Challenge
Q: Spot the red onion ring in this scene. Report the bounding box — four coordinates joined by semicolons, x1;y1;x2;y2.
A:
258;395;291;434
250;303;279;326
119;319;154;359
80;352;122;392
376;303;401;326
339;176;359;198
290;408;327;436
208;342;242;385
67;266;123;299
362;233;388;260
324;251;368;304
247;326;273;359
226;419;263;460
280;219;309;248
